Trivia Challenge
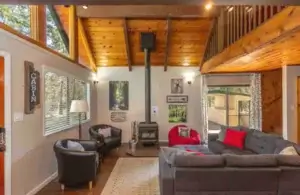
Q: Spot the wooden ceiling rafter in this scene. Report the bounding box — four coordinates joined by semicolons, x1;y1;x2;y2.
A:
123;18;132;71
164;17;171;71
78;18;97;71
201;6;300;73
77;5;218;18
200;17;217;70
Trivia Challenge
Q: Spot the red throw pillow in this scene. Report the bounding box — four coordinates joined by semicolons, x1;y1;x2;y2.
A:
223;129;247;149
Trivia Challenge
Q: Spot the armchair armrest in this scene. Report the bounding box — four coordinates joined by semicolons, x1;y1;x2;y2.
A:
89;128;105;143
111;127;122;137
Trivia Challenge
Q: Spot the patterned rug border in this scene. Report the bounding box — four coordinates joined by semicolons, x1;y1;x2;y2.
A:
101;157;159;195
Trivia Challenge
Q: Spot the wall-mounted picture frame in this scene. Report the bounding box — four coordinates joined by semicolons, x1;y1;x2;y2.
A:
171;78;184;94
110;111;127;122
168;104;187;123
24;61;40;114
109;81;129;110
166;95;188;103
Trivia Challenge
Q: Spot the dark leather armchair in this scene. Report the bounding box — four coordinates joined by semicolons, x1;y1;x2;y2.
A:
89;124;122;155
53;139;99;190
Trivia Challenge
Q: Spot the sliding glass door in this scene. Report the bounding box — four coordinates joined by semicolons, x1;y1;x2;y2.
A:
207;86;251;131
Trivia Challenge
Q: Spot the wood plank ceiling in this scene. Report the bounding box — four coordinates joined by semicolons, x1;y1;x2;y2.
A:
54;6;212;68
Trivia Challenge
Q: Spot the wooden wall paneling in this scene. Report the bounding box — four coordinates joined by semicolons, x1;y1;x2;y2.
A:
69;5;78;62
164;18;171;71
30;5;46;43
123;18;132;71
297;76;300;143
261;68;282;135
78;18;97;71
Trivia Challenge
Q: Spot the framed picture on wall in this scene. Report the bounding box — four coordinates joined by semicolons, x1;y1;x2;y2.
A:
168;104;187;123
166;95;188;103
171;78;184;94
109;81;129;110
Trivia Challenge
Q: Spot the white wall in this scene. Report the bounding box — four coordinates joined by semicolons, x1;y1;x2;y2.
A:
0;29;97;195
282;65;300;142
96;66;201;142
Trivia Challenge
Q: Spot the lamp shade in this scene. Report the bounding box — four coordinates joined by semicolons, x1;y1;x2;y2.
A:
70;100;89;113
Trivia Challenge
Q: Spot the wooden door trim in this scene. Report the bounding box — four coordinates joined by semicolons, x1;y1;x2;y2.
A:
0;51;12;195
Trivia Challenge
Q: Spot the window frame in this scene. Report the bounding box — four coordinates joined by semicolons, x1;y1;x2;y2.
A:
207;85;251;132
42;66;91;136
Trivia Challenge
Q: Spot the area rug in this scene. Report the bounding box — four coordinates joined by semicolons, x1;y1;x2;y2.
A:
101;157;159;195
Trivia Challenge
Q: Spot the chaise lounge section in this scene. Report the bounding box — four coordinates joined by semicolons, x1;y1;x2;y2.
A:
159;129;300;195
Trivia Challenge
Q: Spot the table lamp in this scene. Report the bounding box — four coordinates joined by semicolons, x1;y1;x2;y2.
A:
70;100;89;139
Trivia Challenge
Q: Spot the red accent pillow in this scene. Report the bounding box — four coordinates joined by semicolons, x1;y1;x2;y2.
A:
223;129;247;150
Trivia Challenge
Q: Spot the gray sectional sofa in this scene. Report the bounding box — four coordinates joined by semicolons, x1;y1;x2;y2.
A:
159;129;300;195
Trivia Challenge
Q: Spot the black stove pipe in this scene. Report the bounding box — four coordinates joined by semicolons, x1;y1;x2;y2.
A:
144;48;151;124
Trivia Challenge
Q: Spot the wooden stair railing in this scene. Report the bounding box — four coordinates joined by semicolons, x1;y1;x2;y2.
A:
201;5;286;67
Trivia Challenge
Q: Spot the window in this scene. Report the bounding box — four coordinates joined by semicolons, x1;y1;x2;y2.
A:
44;69;90;135
0;5;30;36
46;6;68;55
207;86;251;131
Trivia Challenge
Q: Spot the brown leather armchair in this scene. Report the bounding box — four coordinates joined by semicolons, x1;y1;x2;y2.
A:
89;124;122;156
53;139;99;190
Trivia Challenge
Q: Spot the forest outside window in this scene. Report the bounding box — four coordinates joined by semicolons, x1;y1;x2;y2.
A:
46;5;68;56
0;5;30;36
44;68;90;136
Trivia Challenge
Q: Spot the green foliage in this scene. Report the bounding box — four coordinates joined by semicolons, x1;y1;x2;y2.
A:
169;105;187;123
0;5;30;36
0;5;68;56
46;6;68;55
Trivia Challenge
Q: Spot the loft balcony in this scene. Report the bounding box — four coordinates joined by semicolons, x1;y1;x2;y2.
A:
201;6;300;73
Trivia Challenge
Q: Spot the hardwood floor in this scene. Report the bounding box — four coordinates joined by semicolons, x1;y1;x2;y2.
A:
36;143;162;195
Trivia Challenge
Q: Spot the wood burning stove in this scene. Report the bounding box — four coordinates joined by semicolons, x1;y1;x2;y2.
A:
138;32;159;146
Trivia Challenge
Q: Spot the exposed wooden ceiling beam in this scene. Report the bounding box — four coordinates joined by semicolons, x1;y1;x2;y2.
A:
78;18;97;72
164;18;171;72
201;6;300;73
123;18;132;71
77;5;218;18
69;5;78;62
4;0;300;5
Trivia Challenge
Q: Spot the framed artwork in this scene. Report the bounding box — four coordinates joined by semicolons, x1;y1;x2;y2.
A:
166;95;188;103
168;104;187;123
110;111;127;122
171;78;184;94
109;81;129;110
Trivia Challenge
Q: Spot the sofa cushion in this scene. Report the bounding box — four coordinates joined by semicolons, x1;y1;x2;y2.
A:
224;154;277;167
274;139;300;154
276;155;300;166
160;147;200;165
208;140;226;154
222;148;255;155
174;154;225;167
223;129;247;149
245;131;282;154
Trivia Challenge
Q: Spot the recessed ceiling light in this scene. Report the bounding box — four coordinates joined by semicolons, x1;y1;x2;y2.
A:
183;62;190;66
205;3;213;10
82;5;88;9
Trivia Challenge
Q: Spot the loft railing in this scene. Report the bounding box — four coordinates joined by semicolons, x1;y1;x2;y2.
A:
202;5;286;65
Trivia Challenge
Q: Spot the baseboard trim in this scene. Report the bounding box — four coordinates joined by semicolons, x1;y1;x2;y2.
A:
26;171;58;195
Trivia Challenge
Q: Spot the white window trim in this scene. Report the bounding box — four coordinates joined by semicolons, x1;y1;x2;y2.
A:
42;66;91;136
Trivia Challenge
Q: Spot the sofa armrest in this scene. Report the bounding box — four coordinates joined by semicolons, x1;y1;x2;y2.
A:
159;152;174;195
